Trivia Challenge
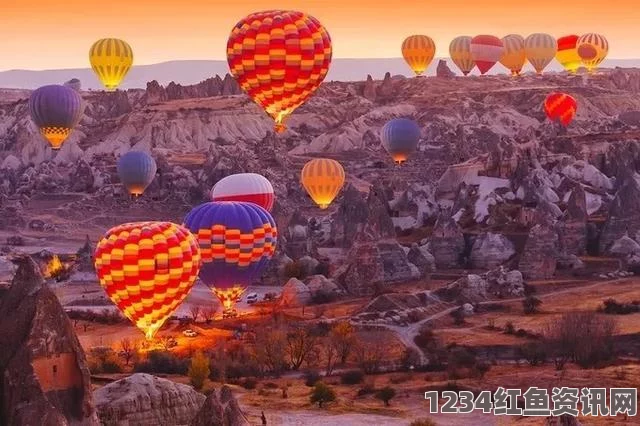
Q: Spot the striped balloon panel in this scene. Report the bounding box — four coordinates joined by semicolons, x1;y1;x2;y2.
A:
499;34;526;75
29;85;84;149
226;10;332;132
300;158;345;209
401;35;436;76
380;118;421;164
211;173;275;211
117;151;157;196
470;35;504;74
544;92;577;126
449;36;475;75
89;38;134;91
94;221;201;339
556;35;582;73
213;286;246;310
577;33;609;70
183;201;277;294
524;33;557;74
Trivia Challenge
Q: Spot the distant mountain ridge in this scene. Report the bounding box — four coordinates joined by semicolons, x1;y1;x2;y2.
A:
1;58;639;90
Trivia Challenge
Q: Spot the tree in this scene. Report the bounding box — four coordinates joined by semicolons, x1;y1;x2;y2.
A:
323;341;338;376
376;386;397;407
188;350;210;391
254;327;288;375
310;382;336;408
523;296;543;314
119;338;137;366
158;335;175;351
189;305;201;323
286;327;318;370
329;321;356;364
202;306;218;324
354;336;385;374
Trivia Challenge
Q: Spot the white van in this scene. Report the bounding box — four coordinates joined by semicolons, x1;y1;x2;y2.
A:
246;292;258;304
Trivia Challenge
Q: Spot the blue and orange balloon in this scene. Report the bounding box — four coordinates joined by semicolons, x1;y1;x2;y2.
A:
183;201;277;310
117;151;157;197
380;118;421;164
29;85;84;150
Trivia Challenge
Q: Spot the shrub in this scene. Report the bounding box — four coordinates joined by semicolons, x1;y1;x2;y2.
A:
519;342;546;366
357;383;376;396
523;296;543;314
409;419;437;426
601;298;640;315
188;351;210;390
241;378;258;390
310;382;336;408
304;370;321;387
87;347;123;374
340;369;365;385
134;350;188;375
376;386;397;406
504;322;515;334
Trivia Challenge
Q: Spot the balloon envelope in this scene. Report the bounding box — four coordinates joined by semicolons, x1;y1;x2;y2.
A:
544;92;577;126
211;173;275;211
183;201;277;309
380;118;421;164
470;35;504;75
556;35;582;73
449;36;475;76
500;35;526;76
89;38;134;91
300;158;345;209
525;33;557;74
117;151;157;196
577;33;609;72
29;84;84;150
402;35;436;76
227;10;332;133
94;221;201;340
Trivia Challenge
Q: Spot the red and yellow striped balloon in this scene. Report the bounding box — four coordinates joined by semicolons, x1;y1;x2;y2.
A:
401;35;436;76
300;158;345;209
544;92;577;126
556;35;582;73
577;33;609;73
227;10;332;134
94;222;201;340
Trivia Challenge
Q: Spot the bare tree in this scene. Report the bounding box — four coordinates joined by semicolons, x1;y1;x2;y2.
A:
324;341;338;376
329;321;356;364
354;334;386;374
158;335;175;351
119;338;137;366
202;306;218;324
254;327;288;375
189;305;202;323
286;327;319;370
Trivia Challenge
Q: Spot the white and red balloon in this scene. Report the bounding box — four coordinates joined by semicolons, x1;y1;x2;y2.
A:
211;173;275;212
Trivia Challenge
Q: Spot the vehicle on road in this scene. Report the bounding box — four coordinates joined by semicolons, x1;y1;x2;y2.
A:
246;292;258;304
182;329;197;337
222;309;239;319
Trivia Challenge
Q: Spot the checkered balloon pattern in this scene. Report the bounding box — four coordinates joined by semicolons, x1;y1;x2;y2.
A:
226;10;332;133
94;221;201;340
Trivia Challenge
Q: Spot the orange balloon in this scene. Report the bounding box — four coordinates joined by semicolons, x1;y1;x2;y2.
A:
227;10;332;134
94;221;201;340
544;92;577;126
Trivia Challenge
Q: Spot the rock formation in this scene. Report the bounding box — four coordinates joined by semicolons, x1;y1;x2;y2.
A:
285;211;314;259
430;210;465;269
280;278;311;307
436;267;524;303
190;385;250;426
436;60;455;78
469;232;516;269
518;223;559;280
94;373;205;425
0;255;99;425
407;243;435;278
332;184;370;247
558;183;588;256
600;175;640;253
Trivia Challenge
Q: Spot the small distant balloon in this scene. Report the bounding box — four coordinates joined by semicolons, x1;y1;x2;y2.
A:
500;35;526;76
211;173;275;212
402;35;436;76
380;118;421;165
29;84;84;150
449;36;475;76
89;38;134;91
470;35;504;75
64;78;81;92
524;33;557;74
544;92;577;126
577;33;609;73
117;151;157;197
300;158;345;209
556;35;582;73
227;10;332;134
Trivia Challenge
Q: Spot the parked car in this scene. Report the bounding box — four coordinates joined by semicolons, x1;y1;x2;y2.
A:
245;292;258;304
182;329;197;338
222;309;239;319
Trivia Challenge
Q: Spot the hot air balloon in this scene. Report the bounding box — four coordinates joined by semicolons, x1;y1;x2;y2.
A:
227;10;332;134
500;35;526;76
544;92;577;126
89;38;134;91
577;33;609;73
402;35;436;76
449;36;475;76
524;33;557;74
94;221;201;340
380;118;421;165
117;151;157;197
556;35;582;73
29;85;84;150
211;173;275;211
183;201;277;311
300;158;345;209
64;78;82;92
470;35;504;75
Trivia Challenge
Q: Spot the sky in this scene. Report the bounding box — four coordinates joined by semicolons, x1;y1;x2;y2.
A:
1;0;638;70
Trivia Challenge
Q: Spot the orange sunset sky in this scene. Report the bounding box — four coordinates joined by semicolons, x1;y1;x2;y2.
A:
1;0;637;70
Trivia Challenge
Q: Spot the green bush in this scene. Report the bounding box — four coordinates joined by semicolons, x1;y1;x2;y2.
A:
340;369;364;385
310;382;336;408
375;386;397;406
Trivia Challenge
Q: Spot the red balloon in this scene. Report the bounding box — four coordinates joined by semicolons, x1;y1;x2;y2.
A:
470;35;504;75
544;92;577;126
